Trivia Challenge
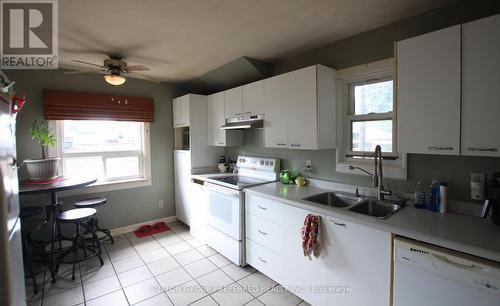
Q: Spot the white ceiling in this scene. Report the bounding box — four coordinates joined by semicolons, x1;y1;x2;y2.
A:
59;0;453;83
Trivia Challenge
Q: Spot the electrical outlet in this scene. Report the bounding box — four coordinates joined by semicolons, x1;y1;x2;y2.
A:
305;160;312;171
158;200;164;208
471;173;485;200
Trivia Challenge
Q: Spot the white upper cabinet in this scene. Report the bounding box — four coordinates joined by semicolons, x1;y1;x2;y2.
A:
172;97;181;127
180;95;190;127
461;14;500;157
242;80;265;116
323;216;391;306
396;25;461;155
207;92;243;147
264;65;336;150
224;86;243;119
172;95;190;127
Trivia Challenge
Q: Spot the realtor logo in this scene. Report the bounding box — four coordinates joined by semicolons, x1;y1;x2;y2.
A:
0;0;58;69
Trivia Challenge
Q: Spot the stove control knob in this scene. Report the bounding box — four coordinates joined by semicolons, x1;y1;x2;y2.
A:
270;161;274;166
260;160;264;166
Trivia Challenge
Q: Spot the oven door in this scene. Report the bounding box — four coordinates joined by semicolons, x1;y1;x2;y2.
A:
205;182;243;240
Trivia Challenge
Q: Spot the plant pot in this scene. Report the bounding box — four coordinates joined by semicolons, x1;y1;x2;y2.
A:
23;158;60;181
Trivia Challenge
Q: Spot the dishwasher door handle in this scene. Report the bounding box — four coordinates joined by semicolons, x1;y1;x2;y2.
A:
431;253;476;270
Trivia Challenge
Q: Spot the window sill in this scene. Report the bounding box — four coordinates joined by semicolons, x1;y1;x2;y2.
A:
58;177;152;197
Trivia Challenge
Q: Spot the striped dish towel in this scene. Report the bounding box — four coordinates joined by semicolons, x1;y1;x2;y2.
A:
301;214;321;259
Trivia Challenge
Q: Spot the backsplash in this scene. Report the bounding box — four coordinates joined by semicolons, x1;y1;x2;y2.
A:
225;129;500;202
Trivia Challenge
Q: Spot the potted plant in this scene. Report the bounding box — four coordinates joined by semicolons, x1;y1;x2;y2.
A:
23;120;60;181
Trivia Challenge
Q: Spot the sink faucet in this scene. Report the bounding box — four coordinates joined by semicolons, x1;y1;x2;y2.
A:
374;145;391;200
348;145;392;200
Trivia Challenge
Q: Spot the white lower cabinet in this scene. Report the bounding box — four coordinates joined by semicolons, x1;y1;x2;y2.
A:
245;193;392;306
281;204;325;306
323;216;391;306
246;239;282;283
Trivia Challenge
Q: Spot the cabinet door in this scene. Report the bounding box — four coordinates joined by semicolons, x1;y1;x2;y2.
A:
173;97;181;127
397;25;461;155
242;80;264;116
174;151;186;223
281;204;324;306
264;75;288;148
180;95;190;127
224;86;243;118
207;92;226;146
461;14;500;157
285;66;318;150
323;216;391;306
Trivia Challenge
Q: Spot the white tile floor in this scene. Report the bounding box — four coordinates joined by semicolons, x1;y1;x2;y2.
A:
25;222;311;306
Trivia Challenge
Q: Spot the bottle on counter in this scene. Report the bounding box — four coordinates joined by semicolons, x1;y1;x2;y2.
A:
428;179;440;212
439;182;448;213
414;180;427;209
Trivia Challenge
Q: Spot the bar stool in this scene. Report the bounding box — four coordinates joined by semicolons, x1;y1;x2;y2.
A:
20;205;50;293
56;208;104;280
74;197;114;244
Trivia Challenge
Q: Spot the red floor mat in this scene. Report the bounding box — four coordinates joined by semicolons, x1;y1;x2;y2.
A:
134;222;170;238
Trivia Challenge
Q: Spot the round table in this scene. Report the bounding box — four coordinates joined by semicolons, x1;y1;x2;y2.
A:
19;177;97;282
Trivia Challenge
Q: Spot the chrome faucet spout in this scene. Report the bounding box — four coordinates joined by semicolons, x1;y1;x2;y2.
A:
374;145;391;200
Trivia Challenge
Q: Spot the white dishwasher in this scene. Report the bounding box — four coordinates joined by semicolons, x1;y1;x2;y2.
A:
393;237;500;306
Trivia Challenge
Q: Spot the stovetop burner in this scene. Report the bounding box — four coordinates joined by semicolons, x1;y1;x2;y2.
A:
210;176;263;187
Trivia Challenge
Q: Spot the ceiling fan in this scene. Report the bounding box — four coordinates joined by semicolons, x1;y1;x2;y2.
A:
65;56;151;85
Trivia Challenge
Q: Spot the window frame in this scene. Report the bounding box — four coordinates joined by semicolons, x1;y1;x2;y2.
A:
335;58;407;180
49;120;152;194
345;75;397;158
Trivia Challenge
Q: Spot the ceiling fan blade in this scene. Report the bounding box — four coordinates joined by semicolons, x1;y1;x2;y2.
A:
72;59;105;68
126;65;150;72
124;72;162;83
64;69;102;75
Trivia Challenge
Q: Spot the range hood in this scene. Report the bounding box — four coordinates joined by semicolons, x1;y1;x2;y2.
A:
221;114;264;130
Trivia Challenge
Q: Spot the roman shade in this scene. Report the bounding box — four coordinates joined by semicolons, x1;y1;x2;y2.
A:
43;89;154;122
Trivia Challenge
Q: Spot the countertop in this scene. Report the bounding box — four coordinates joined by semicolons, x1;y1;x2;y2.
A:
245;182;500;263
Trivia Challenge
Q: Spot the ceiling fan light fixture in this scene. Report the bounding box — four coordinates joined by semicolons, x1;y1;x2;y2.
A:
104;74;126;86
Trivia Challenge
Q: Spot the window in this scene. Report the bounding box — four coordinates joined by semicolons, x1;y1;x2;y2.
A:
336;58;407;180
50;120;151;191
347;77;395;157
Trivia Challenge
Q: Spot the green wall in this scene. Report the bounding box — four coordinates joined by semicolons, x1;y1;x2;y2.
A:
226;0;500;202
8;69;180;230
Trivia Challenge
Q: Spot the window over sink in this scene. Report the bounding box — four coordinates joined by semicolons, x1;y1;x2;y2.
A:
336;58;407;180
49;120;151;193
347;77;395;157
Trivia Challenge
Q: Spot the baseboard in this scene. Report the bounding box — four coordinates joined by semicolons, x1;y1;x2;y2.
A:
110;215;178;236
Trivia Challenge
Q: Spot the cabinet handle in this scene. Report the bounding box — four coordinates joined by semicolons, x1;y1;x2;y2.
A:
276;143;286;146
258;229;268;236
428;146;453;151
218;142;225;145
290;144;301;147
258;257;267;263
329;220;346;227
257;205;267;210
244;112;251;114
467;147;498;152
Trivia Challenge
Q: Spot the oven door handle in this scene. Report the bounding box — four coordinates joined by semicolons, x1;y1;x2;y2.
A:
204;182;240;196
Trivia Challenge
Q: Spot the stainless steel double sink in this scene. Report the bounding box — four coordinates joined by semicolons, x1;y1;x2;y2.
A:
301;191;403;219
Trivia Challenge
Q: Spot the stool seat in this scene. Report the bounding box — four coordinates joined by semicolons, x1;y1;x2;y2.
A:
20;206;44;220
74;197;107;208
57;208;96;223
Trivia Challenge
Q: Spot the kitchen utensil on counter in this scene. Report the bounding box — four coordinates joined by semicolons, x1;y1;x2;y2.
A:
217;163;228;173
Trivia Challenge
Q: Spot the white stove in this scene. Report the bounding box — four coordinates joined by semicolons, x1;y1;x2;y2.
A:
197;156;279;266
